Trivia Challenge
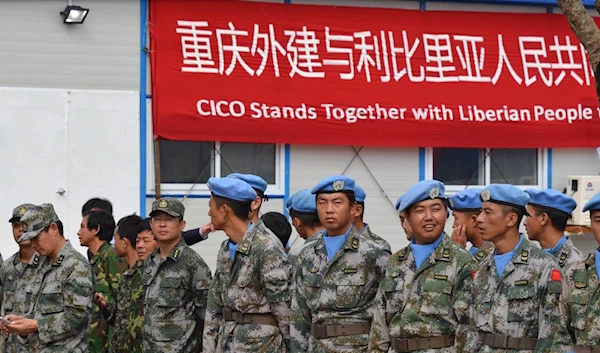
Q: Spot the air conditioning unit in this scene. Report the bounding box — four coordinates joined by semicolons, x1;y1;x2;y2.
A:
567;175;600;226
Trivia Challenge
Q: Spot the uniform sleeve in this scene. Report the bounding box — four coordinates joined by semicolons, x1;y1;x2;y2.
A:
453;260;482;353
194;260;212;349
536;263;572;353
562;265;576;344
183;229;208;246
259;244;292;348
101;254;126;306
290;258;311;353
202;268;224;353
37;263;94;345
367;286;391;353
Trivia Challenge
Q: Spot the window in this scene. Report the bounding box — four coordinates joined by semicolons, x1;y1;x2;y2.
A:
427;148;547;193
148;140;284;195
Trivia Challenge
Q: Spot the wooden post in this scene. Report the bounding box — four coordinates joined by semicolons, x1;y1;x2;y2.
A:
154;138;162;199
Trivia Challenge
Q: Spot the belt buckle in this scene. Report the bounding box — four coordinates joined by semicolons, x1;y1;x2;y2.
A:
493;334;508;348
312;325;326;339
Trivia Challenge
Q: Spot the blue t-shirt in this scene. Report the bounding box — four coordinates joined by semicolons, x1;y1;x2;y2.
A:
494;235;524;277
323;226;353;261
543;235;567;255
228;223;253;261
469;246;479;256
410;234;444;270
595;250;600;280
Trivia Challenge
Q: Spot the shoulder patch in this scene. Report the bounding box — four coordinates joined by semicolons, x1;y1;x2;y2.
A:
351;238;359;251
56;255;65;265
521;250;529;263
398;247;408;261
559;252;568;267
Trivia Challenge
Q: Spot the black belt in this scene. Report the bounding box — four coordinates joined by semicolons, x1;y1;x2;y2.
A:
484;333;537;350
391;335;455;352
222;308;278;326
310;322;371;339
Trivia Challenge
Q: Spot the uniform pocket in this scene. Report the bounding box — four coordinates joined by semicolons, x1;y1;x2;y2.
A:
39;289;63;315
157;277;184;308
151;322;185;341
506;285;536;322
380;276;405;320
420;280;452;316
304;273;322;309
335;273;366;309
568;290;588;331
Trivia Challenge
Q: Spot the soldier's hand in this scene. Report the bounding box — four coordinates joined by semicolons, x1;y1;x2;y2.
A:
93;292;107;309
4;315;37;336
200;222;214;237
451;225;467;248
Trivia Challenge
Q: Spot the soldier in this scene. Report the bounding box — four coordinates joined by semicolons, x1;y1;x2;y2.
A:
395;195;414;241
448;188;495;263
562;192;600;351
524;188;583;269
1;204;42;353
78;210;127;353
290;175;390;353
288;189;325;263
126;218;158;352
369;180;477;353
94;214;143;353
2;204;94;352
203;177;290;353
353;184;392;252
227;173;269;224
143;197;212;353
472;184;571;353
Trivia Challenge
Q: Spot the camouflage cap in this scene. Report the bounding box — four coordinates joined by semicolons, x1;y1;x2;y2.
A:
149;197;185;218
18;203;60;243
9;203;38;223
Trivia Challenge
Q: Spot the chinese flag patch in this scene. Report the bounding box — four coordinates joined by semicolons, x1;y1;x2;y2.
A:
472;270;476;279
551;269;562;282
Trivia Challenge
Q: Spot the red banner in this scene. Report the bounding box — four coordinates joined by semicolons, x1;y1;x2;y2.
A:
150;0;600;148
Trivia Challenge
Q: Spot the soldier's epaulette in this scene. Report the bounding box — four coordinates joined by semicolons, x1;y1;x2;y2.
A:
239;241;251;254
56;255;65;265
398;247;408;261
351;237;359;251
558;252;568;267
172;248;181;260
436;248;451;262
475;250;486;262
520;250;529;263
32;255;40;266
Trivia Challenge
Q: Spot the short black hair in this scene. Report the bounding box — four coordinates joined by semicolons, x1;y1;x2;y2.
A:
501;205;525;227
290;210;322;228
213;195;252;221
82;198;113;216
261;212;291;248
531;205;569;232
138;217;152;234
84;210;116;242
117;214;143;247
43;220;64;236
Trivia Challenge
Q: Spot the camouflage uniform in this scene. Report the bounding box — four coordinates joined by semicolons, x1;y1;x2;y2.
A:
17;204;95;353
89;241;127;353
290;226;390;353
368;233;478;353
102;261;144;353
553;237;584;271
142;237;212;353
473;242;495;264
562;253;600;350
1;252;44;353
125;262;145;353
360;224;391;253
203;221;291;353
471;238;572;353
28;241;95;353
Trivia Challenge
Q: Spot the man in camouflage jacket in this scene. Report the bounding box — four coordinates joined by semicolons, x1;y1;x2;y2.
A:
203;177;291;353
369;180;477;353
1;204;43;353
3;204;94;353
143;198;212;353
291;175;390;353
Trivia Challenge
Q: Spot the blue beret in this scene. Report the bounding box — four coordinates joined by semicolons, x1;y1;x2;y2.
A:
227;173;268;193
480;184;529;211
525;188;577;216
448;188;482;211
354;184;366;203
207;177;257;202
291;190;317;214
398;180;445;213
311;175;355;194
285;193;295;212
583;191;600;212
395;194;404;211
